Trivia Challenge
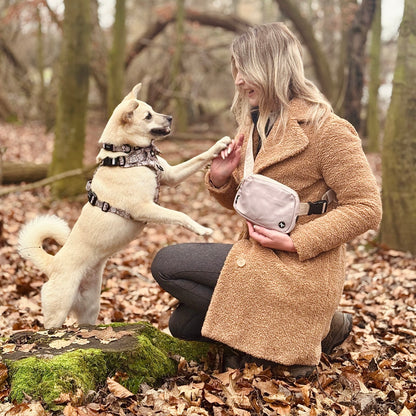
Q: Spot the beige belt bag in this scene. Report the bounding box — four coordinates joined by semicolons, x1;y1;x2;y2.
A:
233;124;336;233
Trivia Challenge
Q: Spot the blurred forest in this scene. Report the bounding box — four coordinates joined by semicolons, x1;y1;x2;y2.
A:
0;0;399;135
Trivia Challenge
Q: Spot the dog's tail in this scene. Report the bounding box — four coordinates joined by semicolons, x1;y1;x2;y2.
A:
18;215;71;275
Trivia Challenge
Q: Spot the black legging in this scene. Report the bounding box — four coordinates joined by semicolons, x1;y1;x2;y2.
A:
151;243;232;341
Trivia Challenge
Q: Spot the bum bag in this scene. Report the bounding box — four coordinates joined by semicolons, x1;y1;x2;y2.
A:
233;124;336;233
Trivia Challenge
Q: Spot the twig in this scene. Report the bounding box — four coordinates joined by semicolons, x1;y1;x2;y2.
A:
0;146;6;185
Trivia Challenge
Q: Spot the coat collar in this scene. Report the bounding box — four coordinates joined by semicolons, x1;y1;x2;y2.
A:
242;99;312;174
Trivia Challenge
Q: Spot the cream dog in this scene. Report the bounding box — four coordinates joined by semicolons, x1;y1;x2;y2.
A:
18;83;231;329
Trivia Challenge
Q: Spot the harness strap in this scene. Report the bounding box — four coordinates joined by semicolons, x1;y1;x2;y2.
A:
87;143;164;221
102;143;138;153
100;144;164;171
86;181;133;220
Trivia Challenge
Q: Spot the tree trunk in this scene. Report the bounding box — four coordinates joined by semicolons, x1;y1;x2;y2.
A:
36;5;47;124
90;0;109;107
107;0;126;117
274;0;335;101
49;0;92;198
170;0;188;132
380;0;416;253
342;0;376;132
1;323;216;411
366;0;381;152
334;0;357;114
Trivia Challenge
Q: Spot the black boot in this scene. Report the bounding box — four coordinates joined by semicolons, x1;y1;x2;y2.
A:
321;311;353;355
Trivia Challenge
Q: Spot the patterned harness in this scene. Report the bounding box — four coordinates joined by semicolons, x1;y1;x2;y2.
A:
86;143;164;220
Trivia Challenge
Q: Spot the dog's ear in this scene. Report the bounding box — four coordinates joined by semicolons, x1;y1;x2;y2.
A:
131;83;142;99
121;100;139;124
122;83;142;102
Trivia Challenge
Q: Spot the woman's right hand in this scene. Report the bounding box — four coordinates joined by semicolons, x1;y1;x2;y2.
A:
209;134;244;187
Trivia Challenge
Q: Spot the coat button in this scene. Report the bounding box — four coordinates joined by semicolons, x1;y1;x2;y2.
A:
237;257;246;267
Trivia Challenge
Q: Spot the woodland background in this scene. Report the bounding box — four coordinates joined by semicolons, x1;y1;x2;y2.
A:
0;0;415;415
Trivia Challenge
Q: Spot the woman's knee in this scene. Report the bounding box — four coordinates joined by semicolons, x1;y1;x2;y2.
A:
150;245;172;283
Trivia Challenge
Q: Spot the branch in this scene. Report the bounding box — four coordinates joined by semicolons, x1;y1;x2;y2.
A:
125;7;250;68
0;37;32;97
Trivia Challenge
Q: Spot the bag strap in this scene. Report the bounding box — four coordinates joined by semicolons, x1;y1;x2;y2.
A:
243;124;256;179
243;122;336;216
298;189;337;216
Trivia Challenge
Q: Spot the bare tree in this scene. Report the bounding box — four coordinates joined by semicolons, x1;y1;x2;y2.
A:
366;0;381;152
107;0;126;116
49;0;92;198
380;0;416;253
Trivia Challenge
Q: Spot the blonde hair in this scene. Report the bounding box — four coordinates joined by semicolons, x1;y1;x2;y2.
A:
230;22;332;140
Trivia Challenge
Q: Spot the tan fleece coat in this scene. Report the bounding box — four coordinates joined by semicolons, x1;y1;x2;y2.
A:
202;99;382;366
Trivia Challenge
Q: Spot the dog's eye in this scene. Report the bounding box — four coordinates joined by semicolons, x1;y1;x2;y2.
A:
145;112;152;120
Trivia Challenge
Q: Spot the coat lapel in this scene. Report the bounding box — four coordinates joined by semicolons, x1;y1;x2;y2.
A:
253;99;311;174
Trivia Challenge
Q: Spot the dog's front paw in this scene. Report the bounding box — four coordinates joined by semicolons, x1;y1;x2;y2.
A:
195;225;213;236
211;136;232;157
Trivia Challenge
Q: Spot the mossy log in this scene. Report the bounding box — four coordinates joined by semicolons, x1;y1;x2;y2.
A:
0;322;217;410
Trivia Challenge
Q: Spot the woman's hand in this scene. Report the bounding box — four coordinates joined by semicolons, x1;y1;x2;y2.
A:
209;134;244;188
247;221;297;252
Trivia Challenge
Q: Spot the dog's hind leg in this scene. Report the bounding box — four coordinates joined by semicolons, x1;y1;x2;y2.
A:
71;262;105;325
41;277;80;329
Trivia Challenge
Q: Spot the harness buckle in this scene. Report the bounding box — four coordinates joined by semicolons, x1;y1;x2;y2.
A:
101;202;110;212
88;191;98;206
308;200;328;215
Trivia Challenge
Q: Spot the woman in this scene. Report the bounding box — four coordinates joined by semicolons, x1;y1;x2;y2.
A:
151;23;382;376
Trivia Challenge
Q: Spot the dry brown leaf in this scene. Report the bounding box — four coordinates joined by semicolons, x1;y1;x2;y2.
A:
204;391;225;405
0;363;7;388
398;407;413;416
107;377;134;398
5;402;46;416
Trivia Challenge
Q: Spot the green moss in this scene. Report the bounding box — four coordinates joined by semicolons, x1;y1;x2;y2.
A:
104;322;212;393
134;321;212;362
7;349;107;409
6;322;215;409
105;335;177;393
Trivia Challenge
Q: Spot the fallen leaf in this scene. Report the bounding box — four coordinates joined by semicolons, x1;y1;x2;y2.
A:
107;377;134;398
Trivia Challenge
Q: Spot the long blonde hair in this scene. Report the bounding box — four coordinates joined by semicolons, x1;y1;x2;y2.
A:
230;22;332;140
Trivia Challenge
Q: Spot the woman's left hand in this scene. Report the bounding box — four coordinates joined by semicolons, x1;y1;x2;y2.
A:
247;221;297;252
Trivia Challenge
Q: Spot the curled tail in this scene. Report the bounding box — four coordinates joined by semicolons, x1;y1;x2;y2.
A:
18;215;71;275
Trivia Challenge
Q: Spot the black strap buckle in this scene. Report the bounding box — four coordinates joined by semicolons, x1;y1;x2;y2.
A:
88;191;98;206
101;201;110;212
308;200;328;215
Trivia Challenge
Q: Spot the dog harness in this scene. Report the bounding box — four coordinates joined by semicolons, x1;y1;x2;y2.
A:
87;143;164;220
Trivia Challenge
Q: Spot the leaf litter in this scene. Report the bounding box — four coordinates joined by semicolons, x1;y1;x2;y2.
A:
0;121;415;415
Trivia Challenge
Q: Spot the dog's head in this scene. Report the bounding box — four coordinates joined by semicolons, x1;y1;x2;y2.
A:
99;83;172;148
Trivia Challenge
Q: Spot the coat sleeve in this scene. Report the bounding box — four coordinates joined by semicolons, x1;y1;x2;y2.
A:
290;118;382;261
204;170;239;210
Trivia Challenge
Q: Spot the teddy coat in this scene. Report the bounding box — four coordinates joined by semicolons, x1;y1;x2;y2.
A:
201;98;382;366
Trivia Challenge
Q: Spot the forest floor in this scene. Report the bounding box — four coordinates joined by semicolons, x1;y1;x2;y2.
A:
0;121;415;416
